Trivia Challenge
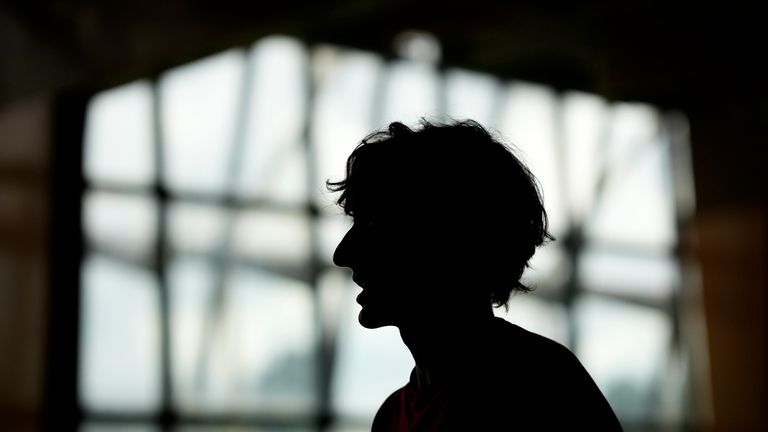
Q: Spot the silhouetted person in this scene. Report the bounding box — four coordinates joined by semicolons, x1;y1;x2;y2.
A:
330;120;622;431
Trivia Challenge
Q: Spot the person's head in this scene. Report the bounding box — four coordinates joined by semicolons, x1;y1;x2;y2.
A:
330;119;552;329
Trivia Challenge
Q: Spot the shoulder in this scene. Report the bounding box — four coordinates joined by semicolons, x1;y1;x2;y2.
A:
491;317;574;364
491;318;594;386
371;383;409;432
487;318;624;430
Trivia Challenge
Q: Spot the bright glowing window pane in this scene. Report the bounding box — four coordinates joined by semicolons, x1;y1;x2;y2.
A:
331;277;413;421
498;83;566;237
79;255;161;412
495;295;569;348
83;191;157;260
167;202;228;254
444;68;500;126
230;209;311;265
175;426;314;432
311;46;383;209
160;50;245;194
586;104;676;249
237;37;308;205
380;60;440;127
83;81;154;186
81;423;159;432
171;265;316;414
561;92;608;223
318;269;351;340
168;256;216;411
326;425;368;432
578;247;679;299
316;215;352;265
574;295;671;422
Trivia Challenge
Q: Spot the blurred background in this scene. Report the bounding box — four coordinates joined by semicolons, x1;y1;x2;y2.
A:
0;1;765;431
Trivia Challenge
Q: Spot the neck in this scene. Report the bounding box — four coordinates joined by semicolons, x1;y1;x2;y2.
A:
399;309;495;390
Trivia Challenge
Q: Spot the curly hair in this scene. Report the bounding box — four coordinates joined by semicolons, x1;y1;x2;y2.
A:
327;119;553;308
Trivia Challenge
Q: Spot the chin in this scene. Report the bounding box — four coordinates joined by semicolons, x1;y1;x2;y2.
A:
358;305;397;329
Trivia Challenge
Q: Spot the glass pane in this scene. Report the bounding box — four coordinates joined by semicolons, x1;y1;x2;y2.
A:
574;295;671;423
561;91;608;223
167;201;228;254
578;247;679;300
168;256;217;411
318;268;351;339
311;46;383;209
585;103;677;249
495;295;569;347
327;425;368;432
83;81;154;186
380;60;440;127
175;427;314;432
172;264;317;414
498;82;567;237
316;214;352;265
230;209;311;266
79;255;161;412
444;68;500;127
83;191;157;260
160;49;245;194
81;423;159;432
331;277;413;422
237;36;308;205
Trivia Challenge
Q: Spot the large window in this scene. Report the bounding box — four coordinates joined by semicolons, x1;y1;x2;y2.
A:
80;34;697;431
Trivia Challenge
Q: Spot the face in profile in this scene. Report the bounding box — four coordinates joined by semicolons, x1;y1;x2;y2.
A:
333;210;438;329
328;121;552;327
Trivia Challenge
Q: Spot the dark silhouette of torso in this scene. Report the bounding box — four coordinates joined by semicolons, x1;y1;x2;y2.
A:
372;318;622;431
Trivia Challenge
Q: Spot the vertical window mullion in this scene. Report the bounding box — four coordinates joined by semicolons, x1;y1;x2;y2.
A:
150;75;175;428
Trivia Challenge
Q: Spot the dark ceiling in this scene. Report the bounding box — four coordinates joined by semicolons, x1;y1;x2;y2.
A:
1;0;765;110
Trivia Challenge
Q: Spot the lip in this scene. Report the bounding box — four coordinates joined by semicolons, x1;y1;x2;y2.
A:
352;274;371;305
356;291;367;305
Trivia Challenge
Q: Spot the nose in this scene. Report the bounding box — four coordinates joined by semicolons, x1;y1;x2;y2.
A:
333;226;355;268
